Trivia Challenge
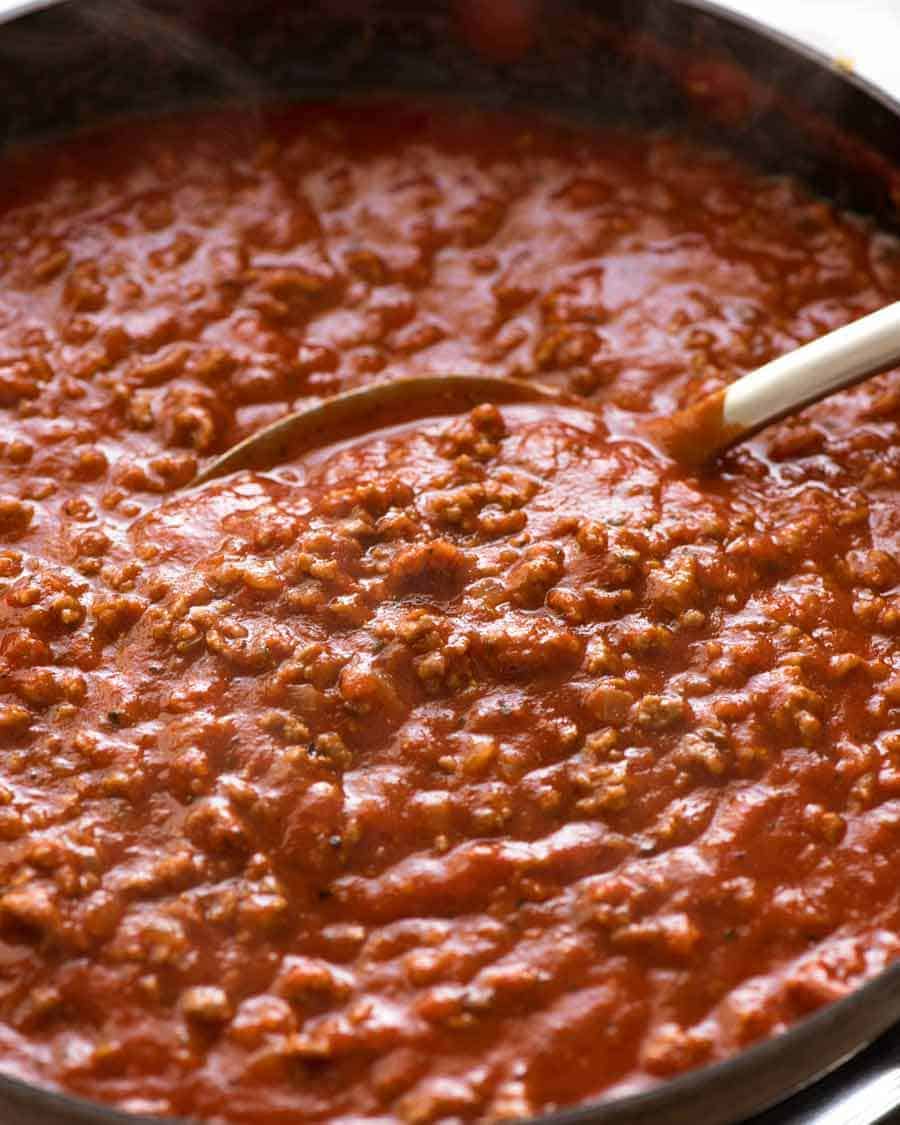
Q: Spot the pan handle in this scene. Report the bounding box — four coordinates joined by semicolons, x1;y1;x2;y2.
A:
750;1019;900;1125
785;1062;900;1125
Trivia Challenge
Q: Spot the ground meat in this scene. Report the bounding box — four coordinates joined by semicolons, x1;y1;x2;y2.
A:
0;98;899;1125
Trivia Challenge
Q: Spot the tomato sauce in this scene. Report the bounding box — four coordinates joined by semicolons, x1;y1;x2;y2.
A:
1;101;900;1122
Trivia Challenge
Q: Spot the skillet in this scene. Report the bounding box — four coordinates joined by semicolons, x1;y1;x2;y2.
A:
0;2;899;1122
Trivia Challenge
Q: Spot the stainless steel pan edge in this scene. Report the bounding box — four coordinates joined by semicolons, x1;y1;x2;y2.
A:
0;2;899;1123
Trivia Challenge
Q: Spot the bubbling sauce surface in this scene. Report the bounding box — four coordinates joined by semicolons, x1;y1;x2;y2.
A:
1;101;900;1122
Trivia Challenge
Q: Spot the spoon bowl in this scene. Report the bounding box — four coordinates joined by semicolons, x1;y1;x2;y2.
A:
194;374;572;485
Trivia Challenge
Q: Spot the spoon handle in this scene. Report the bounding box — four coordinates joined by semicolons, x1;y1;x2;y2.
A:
723;300;900;439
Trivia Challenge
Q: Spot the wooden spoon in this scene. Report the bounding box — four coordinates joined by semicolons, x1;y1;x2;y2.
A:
193;373;568;485
653;301;900;464
194;302;900;485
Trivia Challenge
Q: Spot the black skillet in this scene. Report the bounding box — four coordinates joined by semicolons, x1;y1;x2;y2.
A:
0;1;899;1122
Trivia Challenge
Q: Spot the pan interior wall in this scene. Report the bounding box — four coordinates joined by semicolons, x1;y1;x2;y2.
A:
0;0;897;230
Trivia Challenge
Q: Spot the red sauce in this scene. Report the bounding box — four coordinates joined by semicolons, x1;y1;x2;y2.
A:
1;101;900;1122
648;388;737;465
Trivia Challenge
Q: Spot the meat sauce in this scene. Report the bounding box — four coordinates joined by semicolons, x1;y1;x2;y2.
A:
1;101;900;1122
